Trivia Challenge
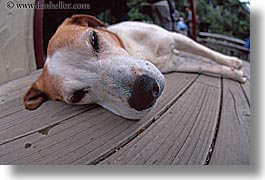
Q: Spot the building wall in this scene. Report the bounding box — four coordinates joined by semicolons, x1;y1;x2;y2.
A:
0;0;36;85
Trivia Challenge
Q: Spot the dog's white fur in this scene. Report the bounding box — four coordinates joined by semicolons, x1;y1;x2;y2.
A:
24;15;246;120
108;21;246;82
46;50;165;119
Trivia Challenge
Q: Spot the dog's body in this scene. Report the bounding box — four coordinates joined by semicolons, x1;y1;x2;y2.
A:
109;21;245;81
24;15;246;119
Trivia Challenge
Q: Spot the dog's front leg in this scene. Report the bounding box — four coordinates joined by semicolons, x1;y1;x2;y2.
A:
170;32;244;69
161;59;247;83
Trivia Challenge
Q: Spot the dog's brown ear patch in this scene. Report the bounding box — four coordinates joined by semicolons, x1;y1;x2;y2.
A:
24;83;49;110
67;14;106;28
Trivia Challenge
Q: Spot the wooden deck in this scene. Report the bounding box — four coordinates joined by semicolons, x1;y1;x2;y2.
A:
0;58;250;165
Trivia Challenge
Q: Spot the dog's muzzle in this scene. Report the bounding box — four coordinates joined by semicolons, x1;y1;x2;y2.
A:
128;74;160;111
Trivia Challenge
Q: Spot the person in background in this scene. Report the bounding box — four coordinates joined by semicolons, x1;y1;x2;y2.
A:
244;36;250;50
149;0;178;31
176;17;188;35
184;5;192;37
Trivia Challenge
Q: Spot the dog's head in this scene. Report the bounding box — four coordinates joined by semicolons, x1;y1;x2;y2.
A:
24;15;165;119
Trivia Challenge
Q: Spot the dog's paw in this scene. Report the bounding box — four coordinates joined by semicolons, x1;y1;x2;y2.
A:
233;69;247;83
172;48;180;55
229;57;244;69
239;76;247;83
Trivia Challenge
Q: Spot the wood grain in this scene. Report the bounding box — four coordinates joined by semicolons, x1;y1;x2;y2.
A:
101;75;221;165
209;79;250;165
0;73;197;164
0;70;41;104
0;61;250;165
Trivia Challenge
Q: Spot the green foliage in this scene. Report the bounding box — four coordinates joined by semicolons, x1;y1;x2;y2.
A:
127;0;151;21
174;0;249;39
127;0;250;39
195;0;250;39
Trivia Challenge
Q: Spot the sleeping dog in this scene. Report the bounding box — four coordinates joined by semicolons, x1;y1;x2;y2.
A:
24;15;246;119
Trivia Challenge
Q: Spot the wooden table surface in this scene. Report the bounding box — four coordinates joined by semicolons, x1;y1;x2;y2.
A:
0;58;250;165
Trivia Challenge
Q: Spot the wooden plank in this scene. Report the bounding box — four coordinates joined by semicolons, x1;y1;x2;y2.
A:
241;80;250;107
0;100;96;142
0;71;43;117
0;70;96;136
198;32;246;46
0;97;24;119
0;70;41;104
101;75;221;165
80;73;198;165
241;61;250;105
242;61;250;80
0;73;197;164
198;38;249;52
209;79;250;165
0;108;124;164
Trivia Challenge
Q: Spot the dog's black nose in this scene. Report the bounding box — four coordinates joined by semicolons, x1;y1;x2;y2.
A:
128;75;160;111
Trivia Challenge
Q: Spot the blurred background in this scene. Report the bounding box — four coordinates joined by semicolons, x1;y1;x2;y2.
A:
0;0;250;85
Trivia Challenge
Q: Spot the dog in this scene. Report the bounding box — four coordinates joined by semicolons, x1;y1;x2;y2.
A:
24;14;246;119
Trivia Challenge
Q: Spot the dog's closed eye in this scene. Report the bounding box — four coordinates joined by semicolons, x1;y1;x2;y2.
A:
90;31;99;52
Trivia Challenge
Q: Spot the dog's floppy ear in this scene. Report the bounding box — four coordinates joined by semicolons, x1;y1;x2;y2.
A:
67;14;106;28
23;82;49;110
